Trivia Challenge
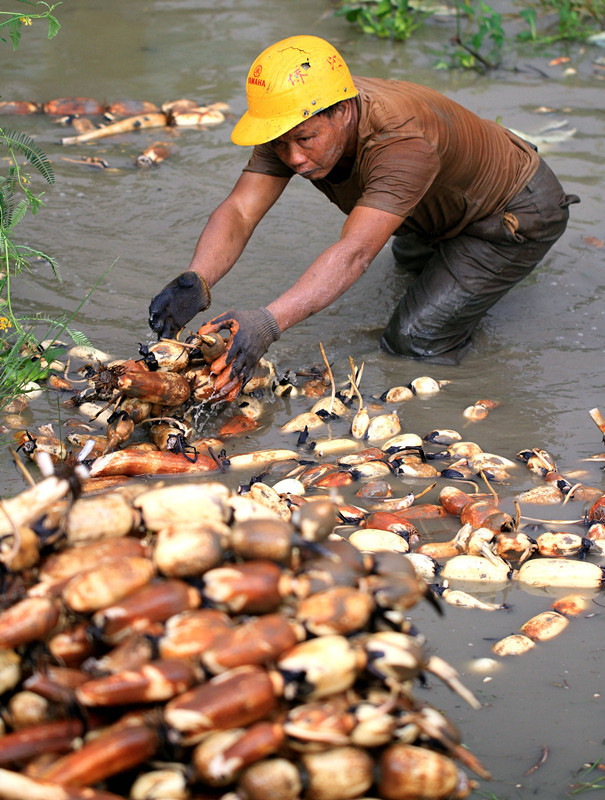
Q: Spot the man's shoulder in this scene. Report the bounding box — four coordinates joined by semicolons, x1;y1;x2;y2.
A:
353;76;432;143
353;76;444;123
353;75;422;94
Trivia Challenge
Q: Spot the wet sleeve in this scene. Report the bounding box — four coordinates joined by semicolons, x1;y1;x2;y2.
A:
355;136;440;219
242;144;294;179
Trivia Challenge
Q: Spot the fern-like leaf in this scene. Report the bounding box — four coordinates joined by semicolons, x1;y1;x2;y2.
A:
16;313;92;348
5;198;28;230
0;129;54;184
14;245;61;279
0;174;17;227
63;327;91;347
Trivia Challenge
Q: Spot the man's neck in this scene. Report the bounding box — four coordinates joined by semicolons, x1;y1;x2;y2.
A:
324;99;359;183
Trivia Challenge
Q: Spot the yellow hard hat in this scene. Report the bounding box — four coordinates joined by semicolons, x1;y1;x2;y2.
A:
231;35;358;147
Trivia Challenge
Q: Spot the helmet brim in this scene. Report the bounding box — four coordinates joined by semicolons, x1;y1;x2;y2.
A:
231;109;304;147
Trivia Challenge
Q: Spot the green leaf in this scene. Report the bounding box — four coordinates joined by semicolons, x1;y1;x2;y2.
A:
47;14;60;39
5;198;28;230
24;191;45;215
14;245;60;279
8;18;21;50
0;129;55;185
63;328;90;348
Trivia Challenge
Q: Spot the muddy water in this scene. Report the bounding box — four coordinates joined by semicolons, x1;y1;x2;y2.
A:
3;0;605;797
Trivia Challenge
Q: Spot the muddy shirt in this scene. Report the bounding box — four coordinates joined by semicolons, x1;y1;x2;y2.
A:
242;76;540;239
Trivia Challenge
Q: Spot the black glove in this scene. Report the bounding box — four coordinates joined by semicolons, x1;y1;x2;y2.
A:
200;307;280;383
149;271;211;339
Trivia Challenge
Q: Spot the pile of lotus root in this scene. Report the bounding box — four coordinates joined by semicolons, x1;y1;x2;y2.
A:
2;333;605;799
0;455;489;800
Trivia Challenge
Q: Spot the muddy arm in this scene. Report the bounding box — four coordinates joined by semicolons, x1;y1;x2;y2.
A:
187;171;290;287
267;204;404;333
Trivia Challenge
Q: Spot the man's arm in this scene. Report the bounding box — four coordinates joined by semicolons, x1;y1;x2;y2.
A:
198;205;406;395
188;170;290;287
267;204;405;332
149;170;289;338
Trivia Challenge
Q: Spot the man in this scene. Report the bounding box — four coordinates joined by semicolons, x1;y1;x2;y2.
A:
149;34;578;391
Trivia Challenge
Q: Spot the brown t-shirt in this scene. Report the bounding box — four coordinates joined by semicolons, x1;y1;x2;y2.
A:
243;76;540;239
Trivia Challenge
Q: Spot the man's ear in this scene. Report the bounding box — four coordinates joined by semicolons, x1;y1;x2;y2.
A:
339;98;355;122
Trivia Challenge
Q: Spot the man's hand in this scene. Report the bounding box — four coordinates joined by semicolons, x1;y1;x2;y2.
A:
149;271;211;339
198;307;281;387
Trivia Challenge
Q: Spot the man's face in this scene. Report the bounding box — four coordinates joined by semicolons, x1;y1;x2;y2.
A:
270;107;351;180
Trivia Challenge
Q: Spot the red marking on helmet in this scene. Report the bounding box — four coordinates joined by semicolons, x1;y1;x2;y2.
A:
287;68;307;86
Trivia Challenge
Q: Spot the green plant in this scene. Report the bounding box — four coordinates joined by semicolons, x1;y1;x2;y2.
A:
568;759;605;794
0;0;61;50
0;127;93;413
336;0;605;69
0;2;99;414
336;0;505;68
335;0;429;41
518;7;539;40
517;0;605;43
439;0;506;70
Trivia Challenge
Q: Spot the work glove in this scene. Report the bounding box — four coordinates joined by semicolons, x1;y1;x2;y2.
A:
149;271;211;339
198;307;281;387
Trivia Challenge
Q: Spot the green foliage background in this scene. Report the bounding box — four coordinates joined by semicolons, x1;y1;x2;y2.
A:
336;0;605;69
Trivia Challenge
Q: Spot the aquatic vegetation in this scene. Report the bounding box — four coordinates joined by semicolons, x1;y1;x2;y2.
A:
336;0;605;70
519;0;605;45
335;0;429;42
